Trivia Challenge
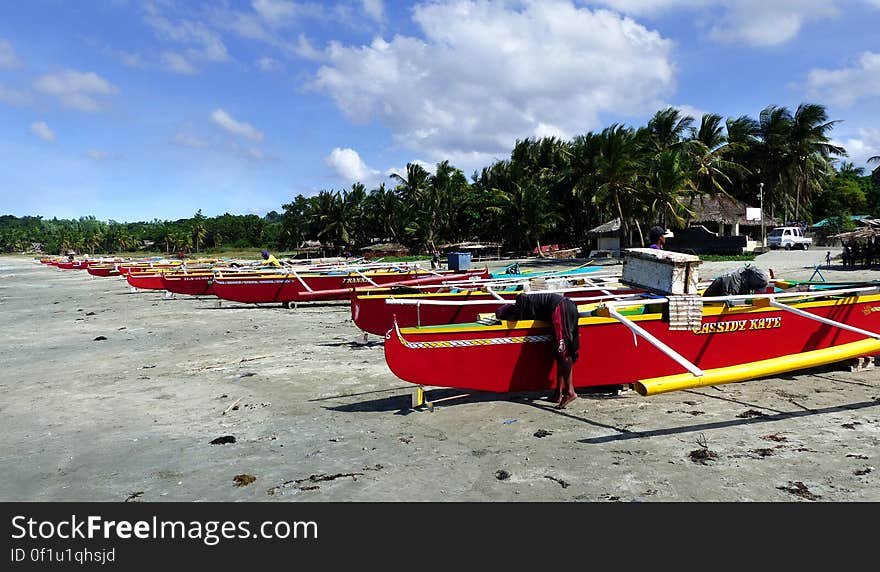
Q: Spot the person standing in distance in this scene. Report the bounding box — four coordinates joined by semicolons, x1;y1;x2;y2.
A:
648;225;673;250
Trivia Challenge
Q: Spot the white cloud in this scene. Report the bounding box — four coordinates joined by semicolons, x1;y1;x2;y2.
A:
210;1;324;49
33;70;118;112
592;0;841;47
707;0;837;47
211;108;264;141
0;38;20;68
292;33;322;60
87;149;110;161
256;56;281;71
362;0;384;23
806;51;880;107
0;84;31;106
162;51;198;74
311;1;675;171
120;51;146;68
173;130;209;148
833;128;880;170
145;10;229;64
30;121;55;142
240;146;268;162
587;0;708;15
253;0;299;25
326;147;380;183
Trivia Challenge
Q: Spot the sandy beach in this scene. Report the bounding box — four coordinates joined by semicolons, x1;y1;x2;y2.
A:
1;250;878;502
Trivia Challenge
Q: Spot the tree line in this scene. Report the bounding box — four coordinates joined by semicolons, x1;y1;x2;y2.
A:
3;103;880;256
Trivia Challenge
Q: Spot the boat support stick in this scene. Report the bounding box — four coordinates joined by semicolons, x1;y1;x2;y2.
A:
485;286;505;301
355;270;380;288
605;306;704;377
290;269;313;292
767;299;880;339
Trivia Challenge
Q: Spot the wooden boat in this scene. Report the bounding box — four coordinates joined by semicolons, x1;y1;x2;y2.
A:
86;264;121;277
352;273;635;336
211;266;490;304
126;270;170;290
159;269;285;296
384;283;880;397
56;260;95;270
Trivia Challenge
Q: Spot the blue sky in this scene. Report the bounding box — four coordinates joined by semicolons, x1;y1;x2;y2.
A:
1;0;879;222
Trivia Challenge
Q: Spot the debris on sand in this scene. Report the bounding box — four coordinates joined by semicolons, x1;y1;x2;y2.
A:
853;467;873;476
210;435;236;445
222;398;242;415
737;409;767;418
689;448;718;464
688;434;718;465
266;471;365;496
533;429;553;438
761;432;788;442
124;491;144;502
846;453;869;460
841;422;861;429
544;475;570;488
777;481;820;500
750;448;776;458
93;336;107;341
233;474;256;487
495;470;511;480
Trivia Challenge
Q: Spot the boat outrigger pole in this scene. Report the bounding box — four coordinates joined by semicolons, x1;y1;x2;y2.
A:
633;288;880;396
598;305;704;378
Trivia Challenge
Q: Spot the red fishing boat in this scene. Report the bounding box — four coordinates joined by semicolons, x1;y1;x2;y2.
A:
56;260;94;270
159;269;281;296
87;264;121;277
159;272;217;296
385;250;880;397
211;265;490;304
384;284;880;396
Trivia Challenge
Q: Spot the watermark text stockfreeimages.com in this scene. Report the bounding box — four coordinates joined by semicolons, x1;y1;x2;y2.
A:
11;515;318;546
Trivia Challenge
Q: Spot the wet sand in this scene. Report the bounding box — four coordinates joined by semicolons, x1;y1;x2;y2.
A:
0;250;878;502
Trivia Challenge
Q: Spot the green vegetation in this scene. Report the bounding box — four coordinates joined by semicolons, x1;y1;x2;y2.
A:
3;103;878;256
699;254;759;262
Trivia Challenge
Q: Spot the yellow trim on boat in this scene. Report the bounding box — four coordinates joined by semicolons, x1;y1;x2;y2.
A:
633;337;880;396
397;293;880;335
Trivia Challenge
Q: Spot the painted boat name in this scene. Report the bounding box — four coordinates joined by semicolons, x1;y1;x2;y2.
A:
692;316;782;335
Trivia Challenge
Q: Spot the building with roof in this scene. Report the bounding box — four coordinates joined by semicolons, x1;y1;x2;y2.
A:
585;194;780;255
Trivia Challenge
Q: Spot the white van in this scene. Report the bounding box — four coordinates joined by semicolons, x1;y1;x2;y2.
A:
767;227;812;250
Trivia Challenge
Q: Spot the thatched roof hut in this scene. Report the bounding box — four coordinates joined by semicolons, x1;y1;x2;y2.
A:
679;194;780;228
360;242;410;259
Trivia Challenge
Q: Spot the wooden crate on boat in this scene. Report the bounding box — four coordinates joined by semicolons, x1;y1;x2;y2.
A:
621;248;701;295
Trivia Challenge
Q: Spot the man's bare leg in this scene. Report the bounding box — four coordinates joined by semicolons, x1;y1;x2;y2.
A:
556;357;577;409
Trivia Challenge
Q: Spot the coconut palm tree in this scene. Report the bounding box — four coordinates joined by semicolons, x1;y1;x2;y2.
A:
686;113;743;198
191;210;207;253
592;124;643;246
646;107;694;154
365;183;399;242
86;230;103;255
643;149;696;230
787;103;846;223
755;105;793;220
